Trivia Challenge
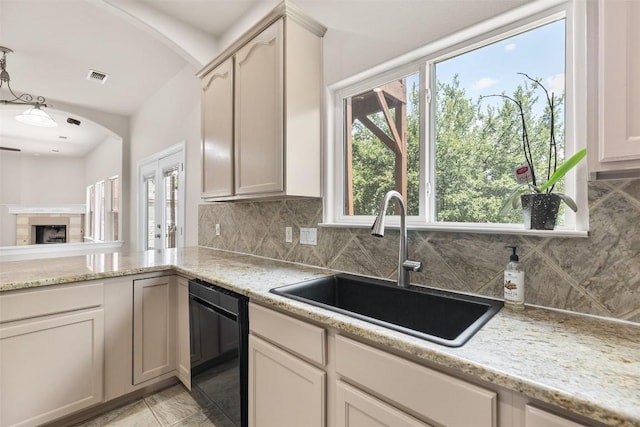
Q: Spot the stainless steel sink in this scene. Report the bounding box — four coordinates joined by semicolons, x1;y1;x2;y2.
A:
270;274;503;347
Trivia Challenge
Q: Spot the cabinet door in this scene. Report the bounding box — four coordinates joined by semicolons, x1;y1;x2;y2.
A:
597;0;640;167
249;334;325;427
336;335;496;427
336;381;431;427
525;406;588;427
202;57;234;198
0;309;104;427
234;19;284;196
176;276;191;389
133;276;176;384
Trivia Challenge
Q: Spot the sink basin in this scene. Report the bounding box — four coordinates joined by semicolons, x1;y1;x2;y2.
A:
270;274;502;347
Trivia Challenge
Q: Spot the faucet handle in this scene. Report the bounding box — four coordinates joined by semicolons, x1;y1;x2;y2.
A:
402;260;423;272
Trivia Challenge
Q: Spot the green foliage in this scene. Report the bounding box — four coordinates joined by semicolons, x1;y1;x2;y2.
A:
349;74;571;224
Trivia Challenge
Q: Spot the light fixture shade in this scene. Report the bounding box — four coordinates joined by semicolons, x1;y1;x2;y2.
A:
15;105;57;127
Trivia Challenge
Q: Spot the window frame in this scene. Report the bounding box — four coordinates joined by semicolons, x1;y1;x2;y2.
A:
324;0;588;236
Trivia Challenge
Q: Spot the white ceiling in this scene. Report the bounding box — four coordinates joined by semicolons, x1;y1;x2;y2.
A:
0;0;258;156
0;0;529;157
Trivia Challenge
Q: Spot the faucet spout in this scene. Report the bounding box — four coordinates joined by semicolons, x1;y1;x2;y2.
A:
371;190;422;287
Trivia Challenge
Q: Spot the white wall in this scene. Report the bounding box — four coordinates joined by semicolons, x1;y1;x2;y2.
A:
127;63;201;251
294;0;531;86
85;135;123;186
0;152;85;246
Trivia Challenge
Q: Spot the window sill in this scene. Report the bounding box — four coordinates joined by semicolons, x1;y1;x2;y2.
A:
318;222;588;238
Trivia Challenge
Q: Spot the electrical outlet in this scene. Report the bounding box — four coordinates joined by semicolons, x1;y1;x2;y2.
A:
300;227;317;245
285;226;293;243
215;223;221;236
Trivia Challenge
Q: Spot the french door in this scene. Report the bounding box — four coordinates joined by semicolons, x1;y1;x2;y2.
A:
138;145;185;251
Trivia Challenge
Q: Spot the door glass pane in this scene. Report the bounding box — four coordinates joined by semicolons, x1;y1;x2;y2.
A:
144;175;156;250
164;167;178;249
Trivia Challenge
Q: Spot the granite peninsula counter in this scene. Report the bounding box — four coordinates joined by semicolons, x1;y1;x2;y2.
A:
1;247;639;426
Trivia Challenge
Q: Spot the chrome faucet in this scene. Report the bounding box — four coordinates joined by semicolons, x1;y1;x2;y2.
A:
371;190;423;287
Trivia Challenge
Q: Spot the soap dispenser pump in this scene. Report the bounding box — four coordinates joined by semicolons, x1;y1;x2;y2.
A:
504;245;524;309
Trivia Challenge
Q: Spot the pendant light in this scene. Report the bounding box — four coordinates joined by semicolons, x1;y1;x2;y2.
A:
0;46;57;127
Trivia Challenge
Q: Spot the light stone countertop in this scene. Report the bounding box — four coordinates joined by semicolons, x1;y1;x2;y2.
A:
1;247;639;427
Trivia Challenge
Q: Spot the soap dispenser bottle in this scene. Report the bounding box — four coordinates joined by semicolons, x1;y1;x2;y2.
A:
504;245;524;309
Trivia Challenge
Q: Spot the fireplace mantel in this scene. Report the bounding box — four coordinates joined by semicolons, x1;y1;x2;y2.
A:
7;205;86;215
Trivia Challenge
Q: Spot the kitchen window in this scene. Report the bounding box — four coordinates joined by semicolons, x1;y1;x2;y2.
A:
86;185;95;239
95;180;105;241
326;1;587;234
109;176;120;241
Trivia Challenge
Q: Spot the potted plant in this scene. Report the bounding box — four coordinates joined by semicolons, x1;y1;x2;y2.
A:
486;73;587;230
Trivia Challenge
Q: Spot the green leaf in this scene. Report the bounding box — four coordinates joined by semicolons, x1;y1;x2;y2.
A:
539;148;587;193
555;193;579;212
499;186;527;217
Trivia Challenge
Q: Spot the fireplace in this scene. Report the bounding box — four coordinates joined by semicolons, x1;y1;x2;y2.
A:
8;205;84;246
34;225;68;244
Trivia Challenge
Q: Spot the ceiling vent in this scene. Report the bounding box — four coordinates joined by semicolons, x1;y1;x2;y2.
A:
86;69;109;84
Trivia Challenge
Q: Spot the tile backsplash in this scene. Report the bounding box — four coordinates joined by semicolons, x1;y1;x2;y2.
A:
199;179;640;323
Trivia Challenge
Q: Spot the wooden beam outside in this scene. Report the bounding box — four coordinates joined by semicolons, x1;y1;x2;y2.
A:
345;98;354;215
376;90;403;156
357;116;399;155
395;100;407;203
379;80;406;104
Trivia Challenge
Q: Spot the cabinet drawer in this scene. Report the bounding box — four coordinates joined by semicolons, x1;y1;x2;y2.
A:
0;282;103;323
525;406;588;427
336;335;496;427
249;303;326;365
336;380;432;427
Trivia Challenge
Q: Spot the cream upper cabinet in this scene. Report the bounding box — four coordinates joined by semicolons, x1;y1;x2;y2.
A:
0;282;104;427
201;58;234;198
590;0;640;176
133;275;176;385
199;6;325;200
235;20;284;195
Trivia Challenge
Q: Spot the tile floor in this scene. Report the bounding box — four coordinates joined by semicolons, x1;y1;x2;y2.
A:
75;361;239;427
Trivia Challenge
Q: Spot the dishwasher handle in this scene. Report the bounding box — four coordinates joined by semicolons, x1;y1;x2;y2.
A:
190;294;238;322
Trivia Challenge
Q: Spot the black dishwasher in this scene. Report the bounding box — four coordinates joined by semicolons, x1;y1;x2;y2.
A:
189;279;248;427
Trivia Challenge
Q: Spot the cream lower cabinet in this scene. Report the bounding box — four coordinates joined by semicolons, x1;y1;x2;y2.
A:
249;305;611;427
249;335;325;427
336;335;497;427
336;381;431;427
248;303;326;427
525;406;588;427
105;273;189;400
0;282;104;427
133;275;177;385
